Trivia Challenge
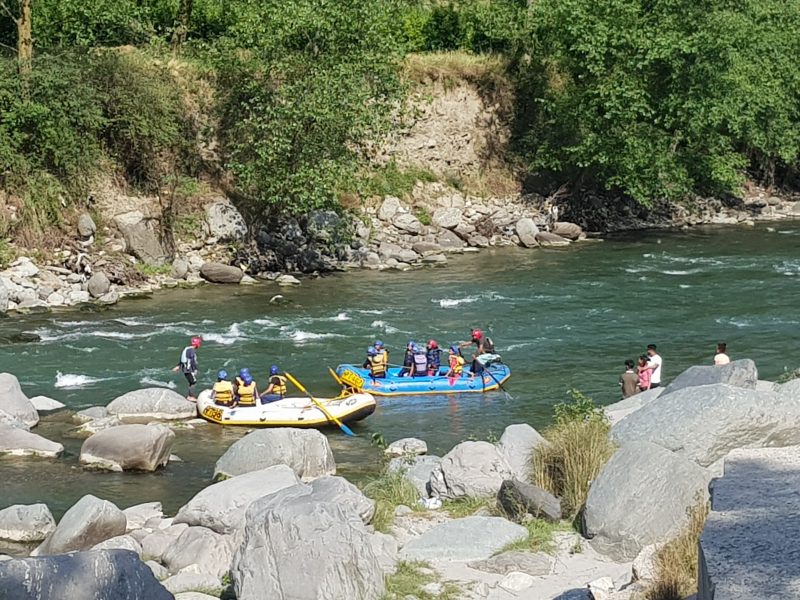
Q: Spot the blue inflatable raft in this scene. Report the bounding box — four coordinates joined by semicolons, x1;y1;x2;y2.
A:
334;362;511;396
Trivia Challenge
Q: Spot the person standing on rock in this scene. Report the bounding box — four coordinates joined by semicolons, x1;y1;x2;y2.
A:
172;336;201;401
636;355;651;392
714;342;731;365
619;359;638;398
645;344;663;388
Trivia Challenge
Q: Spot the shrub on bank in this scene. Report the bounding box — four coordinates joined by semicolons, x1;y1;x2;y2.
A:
362;468;423;533
531;390;616;520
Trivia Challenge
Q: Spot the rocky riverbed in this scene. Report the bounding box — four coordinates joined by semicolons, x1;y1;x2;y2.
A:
2;359;799;599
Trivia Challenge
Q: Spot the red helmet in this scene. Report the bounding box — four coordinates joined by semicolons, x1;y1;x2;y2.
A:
191;336;202;348
471;328;483;340
428;339;438;349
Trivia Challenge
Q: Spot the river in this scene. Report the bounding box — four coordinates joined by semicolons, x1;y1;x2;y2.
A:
1;224;799;517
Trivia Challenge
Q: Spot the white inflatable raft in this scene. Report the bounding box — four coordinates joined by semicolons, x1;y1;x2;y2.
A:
196;390;376;428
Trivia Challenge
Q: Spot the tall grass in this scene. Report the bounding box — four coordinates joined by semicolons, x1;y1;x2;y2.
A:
531;391;616;519
362;468;422;533
382;561;459;600
646;500;709;600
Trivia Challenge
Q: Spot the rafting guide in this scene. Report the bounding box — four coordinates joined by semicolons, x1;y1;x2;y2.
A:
172;336;201;401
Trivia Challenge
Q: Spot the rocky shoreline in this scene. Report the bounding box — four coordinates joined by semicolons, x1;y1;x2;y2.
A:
1;360;799;599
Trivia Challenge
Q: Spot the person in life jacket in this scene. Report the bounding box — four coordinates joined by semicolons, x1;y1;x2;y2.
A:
234;367;259;406
171;336;201;401
261;365;288;403
373;340;389;365
363;347;387;379
211;370;235;406
426;339;442;376
460;328;496;375
410;344;429;378
446;346;466;378
399;340;415;377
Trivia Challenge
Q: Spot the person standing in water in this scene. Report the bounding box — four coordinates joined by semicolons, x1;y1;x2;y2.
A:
172;336;201;401
714;342;731;365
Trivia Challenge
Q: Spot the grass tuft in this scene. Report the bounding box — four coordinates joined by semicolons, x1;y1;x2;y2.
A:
404;51;510;90
646;500;709;600
442;496;500;519
358;160;438;200
497;518;569;554
382;561;459;600
362;468;423;533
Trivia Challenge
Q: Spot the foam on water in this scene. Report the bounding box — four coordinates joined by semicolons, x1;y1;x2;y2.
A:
436;296;479;308
253;318;279;327
139;377;177;389
202;323;247;345
370;320;400;334
282;329;343;343
55;371;105;388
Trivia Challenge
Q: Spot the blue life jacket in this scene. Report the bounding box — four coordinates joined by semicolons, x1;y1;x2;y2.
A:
427;349;441;369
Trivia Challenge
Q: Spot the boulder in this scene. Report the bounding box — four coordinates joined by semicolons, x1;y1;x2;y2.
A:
80;424;175;472
432;207;462;229
73;415;123;436
0;278;9;312
0;409;30;430
87;272;111;298
400;516;528;562
385;437;428;458
0;372;39;427
28;395;65;412
115;211;167;265
92;534;143;556
612;384;800;467
163;571;223;596
498;478;562;522
497;423;548;483
199;262;244;284
146;559;169;581
77;213;97;238
174;464;301;534
778;378;800;401
231;483;385;600
369;531;399;575
632;544;660;581
76;405;108;422
411;241;443;256
0;549;172;600
162;526;234;578
429;441;514;499
106;388;197;423
603;387;663;426
436;229;466;249
0;504;56;542
204;198;247;241
469;551;553;576
308;475;376;525
552;221;583;240
124;502;163;532
583;442;712;560
662;359;758;396
0;424;63;457
535;231;571;247
515;218;539;248
33;494;127;556
388;454;441;498
141;525;188;562
276;274;301;286
392;212;423;235
214;428;335;481
170;258;189;280
378;196;402;221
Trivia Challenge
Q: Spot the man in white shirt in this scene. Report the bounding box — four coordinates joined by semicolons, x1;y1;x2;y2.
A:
646;344;663;388
714;342;731;366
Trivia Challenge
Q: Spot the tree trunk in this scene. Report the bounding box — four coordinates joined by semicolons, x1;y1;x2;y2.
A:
171;0;194;51
17;0;32;99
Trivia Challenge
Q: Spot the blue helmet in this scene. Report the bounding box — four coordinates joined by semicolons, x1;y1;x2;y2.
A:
270;365;279;375
367;347;377;356
239;368;250;378
374;340;384;348
450;346;459;353
218;370;228;380
407;340;415;349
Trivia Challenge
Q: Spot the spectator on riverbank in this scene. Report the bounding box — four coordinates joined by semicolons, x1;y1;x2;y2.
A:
714;342;731;365
646;344;663;388
620;359;638;398
637;355;652;392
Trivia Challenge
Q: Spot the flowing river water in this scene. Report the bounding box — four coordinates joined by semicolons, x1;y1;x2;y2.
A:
1;224;799;518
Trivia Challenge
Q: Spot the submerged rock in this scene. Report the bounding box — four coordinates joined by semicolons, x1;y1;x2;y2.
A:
106;388;196;423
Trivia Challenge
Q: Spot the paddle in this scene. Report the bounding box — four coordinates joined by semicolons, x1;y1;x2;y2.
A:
285;372;355;437
481;362;514;400
328;367;344;386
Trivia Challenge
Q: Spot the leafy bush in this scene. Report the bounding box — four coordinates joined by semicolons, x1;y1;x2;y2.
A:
359;161;437;200
0;238;15;269
422;4;462;52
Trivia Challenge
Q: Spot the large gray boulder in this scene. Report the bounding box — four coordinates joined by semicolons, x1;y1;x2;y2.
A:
0;549;172;600
106;388;196;423
497;423;548;483
0;503;56;542
308;476;376;525
776;378;800;401
429;441;514;499
162;526;234;578
535;231;571;247
0;424;64;457
214;428;335;481
392;212;423;235
80;424;175;472
115;211;168;265
0;409;30;430
584;442;712;560
123;502;163;532
28;395;66;412
0;372;39;427
378;196;402;221
388;454;441;498
232;483;385;600
662;359;758;396
603;387;663;426
498;478;562;522
174;464;301;534
400;516;528;562
204;198;247;241
552;221;583;240
92;534;143;556
77;212;97;238
87;272;111;298
33;495;127;556
432;207;462;230
612;383;800;467
515;218;539;248
200;262;244;284
141;524;189;563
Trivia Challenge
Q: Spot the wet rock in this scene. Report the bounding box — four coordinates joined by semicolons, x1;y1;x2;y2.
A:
214;428;335;481
33;495;127;556
552;221;583;240
199;262;244;284
535;231;571;247
497;423;548;483
28;395;65;412
231;482;385;600
0;372;39;427
0;549;172;600
124;502;163;532
87;271;111;298
0;424;63;457
92;534;143;556
80;424;175;472
106;388;197;423
0;504;56;543
72;415;123;436
385;437;428;457
115;211;167;265
204;198;246;241
429;441;514;499
584;442;712;560
662;359;758;396
432;207;462;229
400;516;527;562
162;526;234;579
174;464;300;534
388;454;441;499
276;274;300;286
378;196;402;221
77;213;97;238
469;551;553;576
498;478;562;522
